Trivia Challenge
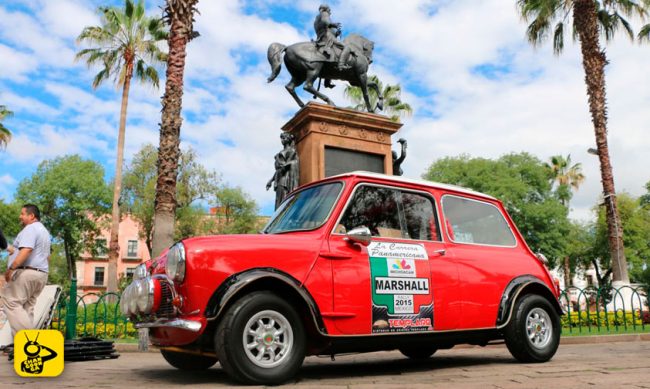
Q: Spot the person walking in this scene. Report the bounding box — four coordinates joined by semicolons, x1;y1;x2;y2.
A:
1;204;50;337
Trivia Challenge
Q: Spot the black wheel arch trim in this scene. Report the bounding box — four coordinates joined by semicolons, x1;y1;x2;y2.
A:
204;267;328;334
496;275;563;328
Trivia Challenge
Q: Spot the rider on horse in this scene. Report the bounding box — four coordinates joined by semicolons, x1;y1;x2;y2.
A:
314;4;351;73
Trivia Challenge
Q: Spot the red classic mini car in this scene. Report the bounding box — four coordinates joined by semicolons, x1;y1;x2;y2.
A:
120;172;562;384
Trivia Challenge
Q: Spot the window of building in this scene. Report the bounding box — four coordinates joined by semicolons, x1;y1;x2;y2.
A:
127;240;138;258
125;267;135;281
442;195;516;247
94;267;105;286
338;185;440;241
95;238;108;257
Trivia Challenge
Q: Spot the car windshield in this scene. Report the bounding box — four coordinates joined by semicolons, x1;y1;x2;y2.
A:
264;182;343;234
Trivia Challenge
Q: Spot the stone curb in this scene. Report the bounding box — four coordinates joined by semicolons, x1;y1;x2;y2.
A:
113;333;650;353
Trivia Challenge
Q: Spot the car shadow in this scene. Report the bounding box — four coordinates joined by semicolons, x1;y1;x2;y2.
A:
137;353;515;385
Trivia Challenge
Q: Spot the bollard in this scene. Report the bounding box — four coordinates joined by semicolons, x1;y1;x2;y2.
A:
65;277;78;340
138;328;149;351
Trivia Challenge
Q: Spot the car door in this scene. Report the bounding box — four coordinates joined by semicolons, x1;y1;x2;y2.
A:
325;183;459;335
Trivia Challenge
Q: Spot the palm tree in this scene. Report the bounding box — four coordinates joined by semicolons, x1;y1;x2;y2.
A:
76;0;167;293
0;105;12;149
151;0;199;257
546;154;585;287
344;75;413;122
517;0;649;283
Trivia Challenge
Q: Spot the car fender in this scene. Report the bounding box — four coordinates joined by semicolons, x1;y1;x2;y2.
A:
496;275;563;329
204;267;328;334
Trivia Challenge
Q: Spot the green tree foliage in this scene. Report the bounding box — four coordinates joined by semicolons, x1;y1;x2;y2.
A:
639;181;650;207
344;75;413;122
123;143;239;254
211;186;260;234
0;105;13;149
545;155;585;207
423;153;570;265
0;200;21;239
15;155;112;279
593;193;650;283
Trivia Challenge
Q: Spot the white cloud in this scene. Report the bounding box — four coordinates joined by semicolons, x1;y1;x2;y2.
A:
0;44;39;82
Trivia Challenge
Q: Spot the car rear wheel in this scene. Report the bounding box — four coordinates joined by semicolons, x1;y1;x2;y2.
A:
215;291;306;385
399;345;437;359
160;349;218;370
504;294;560;363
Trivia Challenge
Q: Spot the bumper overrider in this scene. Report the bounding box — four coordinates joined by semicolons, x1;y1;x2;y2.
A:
120;243;202;333
120;274;202;332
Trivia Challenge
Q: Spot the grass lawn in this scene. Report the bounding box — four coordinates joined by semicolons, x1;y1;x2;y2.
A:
562;325;650;337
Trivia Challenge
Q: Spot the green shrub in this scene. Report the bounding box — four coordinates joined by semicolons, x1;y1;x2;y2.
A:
561;311;645;328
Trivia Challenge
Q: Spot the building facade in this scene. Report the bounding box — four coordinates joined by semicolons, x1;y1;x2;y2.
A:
76;214;150;296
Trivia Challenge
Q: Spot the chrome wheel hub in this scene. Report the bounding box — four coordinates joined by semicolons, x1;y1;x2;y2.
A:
526;307;552;349
242;310;293;368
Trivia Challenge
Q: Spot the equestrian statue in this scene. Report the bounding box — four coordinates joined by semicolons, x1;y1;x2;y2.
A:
267;4;384;113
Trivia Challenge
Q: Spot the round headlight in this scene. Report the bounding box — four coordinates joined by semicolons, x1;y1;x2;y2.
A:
128;295;138;316
133;263;148;280
136;279;153;314
166;243;186;282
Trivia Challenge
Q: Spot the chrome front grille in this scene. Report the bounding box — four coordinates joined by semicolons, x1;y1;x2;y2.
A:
156;278;175;317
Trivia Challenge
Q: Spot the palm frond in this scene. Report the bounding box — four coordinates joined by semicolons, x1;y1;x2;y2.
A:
553;22;565;54
639;23;650;41
75;0;168;89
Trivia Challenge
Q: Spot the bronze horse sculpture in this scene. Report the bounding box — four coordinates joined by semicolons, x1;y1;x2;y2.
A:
267;34;384;113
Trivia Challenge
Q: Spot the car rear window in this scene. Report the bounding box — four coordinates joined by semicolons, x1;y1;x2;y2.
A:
442;195;516;247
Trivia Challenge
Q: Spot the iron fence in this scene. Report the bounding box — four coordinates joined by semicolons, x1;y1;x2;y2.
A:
559;285;649;334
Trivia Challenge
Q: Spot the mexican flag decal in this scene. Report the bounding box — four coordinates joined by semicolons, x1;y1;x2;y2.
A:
369;241;434;333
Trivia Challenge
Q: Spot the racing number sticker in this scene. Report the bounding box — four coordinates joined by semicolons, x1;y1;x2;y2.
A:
368;242;434;333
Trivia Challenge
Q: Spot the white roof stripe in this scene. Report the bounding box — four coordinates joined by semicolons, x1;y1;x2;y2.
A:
327;171;497;200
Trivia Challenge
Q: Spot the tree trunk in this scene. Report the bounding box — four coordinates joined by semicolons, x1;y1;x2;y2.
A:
573;0;629;283
563;257;571;289
152;0;199;257
107;68;133;293
64;237;77;280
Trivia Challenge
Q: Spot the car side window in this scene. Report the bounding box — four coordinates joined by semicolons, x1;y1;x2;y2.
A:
338;185;441;241
442;195;516;246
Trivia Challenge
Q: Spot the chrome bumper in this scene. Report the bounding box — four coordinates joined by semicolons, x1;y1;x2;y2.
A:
134;318;202;332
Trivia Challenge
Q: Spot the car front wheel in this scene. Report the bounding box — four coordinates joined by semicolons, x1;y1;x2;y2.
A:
215;291;306;384
504;294;560;363
160;349;218;370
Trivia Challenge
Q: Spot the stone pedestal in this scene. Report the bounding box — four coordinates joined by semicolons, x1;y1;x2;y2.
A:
282;102;402;186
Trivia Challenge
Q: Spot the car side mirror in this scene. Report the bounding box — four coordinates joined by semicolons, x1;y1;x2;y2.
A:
345;227;372;246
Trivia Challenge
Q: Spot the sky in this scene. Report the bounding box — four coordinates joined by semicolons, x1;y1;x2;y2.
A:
1;0;649;220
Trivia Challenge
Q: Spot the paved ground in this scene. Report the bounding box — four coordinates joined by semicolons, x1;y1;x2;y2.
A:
1;340;649;388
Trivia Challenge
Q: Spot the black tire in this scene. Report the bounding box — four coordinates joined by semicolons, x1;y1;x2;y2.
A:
504;294;561;363
160;349;218;370
399;345;437;359
215;291;306;385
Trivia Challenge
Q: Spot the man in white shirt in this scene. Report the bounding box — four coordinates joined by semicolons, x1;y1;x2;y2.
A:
1;204;50;336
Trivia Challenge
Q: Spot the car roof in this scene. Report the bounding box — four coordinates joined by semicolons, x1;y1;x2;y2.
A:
325;171;497;200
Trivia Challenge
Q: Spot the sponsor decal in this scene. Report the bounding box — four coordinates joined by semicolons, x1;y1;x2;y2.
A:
374;277;429;294
368;242;434;333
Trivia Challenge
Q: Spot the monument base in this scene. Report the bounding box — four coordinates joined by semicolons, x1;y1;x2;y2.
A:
282;102;403;186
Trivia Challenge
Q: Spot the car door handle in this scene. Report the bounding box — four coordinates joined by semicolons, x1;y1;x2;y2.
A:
319;252;352;260
433;249;446;256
